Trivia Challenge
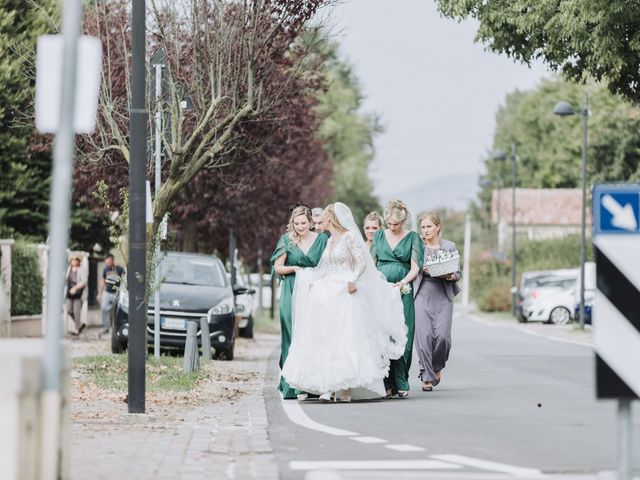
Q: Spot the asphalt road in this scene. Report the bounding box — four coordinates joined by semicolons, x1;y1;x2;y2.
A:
264;311;640;479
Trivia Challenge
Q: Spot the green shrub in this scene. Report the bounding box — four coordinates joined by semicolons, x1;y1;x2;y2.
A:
11;243;43;316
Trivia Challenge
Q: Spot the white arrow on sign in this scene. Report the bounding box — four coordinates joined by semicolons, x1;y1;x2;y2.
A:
601;194;638;231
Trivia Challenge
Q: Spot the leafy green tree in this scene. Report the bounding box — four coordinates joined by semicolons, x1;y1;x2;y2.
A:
315;36;381;224
0;1;56;240
435;0;640;104
481;78;640;214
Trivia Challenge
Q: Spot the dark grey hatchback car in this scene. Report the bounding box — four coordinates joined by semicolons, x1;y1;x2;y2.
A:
110;252;246;360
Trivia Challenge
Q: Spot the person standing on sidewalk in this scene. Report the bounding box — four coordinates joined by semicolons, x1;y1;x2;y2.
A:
65;255;87;335
413;211;460;392
97;254;125;334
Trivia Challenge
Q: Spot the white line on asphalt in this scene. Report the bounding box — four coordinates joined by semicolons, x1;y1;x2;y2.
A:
290;460;462;471
350;436;387;444
466;313;592;348
385;444;426;452
280;398;357;436
432;454;546;478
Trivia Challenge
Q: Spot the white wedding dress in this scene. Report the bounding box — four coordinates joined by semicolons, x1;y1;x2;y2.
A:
281;203;407;399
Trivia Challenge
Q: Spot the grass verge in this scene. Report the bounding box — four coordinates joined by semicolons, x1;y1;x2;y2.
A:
74;354;207;393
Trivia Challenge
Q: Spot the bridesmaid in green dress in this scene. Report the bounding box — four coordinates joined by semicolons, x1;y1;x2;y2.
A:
271;205;328;399
371;199;423;398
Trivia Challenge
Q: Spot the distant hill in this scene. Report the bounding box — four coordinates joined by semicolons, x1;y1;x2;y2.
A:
378;173;479;225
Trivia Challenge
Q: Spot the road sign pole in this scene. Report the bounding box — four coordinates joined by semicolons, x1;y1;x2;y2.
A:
617;399;632;480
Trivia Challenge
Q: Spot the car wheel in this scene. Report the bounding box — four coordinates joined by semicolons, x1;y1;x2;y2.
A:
111;330;127;354
216;342;235;361
239;315;254;339
549;307;572;325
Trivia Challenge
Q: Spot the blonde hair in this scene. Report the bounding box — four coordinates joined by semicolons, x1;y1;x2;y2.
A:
323;204;348;233
364;211;383;228
287;206;314;243
417;211;442;238
384;199;410;224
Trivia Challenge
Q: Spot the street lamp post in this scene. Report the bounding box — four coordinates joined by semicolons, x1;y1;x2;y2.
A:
492;146;518;315
553;94;588;330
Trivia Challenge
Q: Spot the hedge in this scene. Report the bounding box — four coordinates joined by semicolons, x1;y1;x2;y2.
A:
11;242;43;316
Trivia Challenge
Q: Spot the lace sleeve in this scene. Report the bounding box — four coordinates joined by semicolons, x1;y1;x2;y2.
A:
345;232;367;283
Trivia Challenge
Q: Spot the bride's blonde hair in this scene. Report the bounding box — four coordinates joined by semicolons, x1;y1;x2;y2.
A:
323;204;348;233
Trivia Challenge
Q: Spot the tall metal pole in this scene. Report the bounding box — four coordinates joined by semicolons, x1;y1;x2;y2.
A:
41;0;81;475
128;0;147;413
153;64;162;359
462;213;471;309
579;93;588;330
510;143;517;316
496;182;502;254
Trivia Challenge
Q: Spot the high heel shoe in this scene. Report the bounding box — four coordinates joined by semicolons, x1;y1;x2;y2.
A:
319;392;333;403
297;393;309;402
397;390;409;398
339;389;352;403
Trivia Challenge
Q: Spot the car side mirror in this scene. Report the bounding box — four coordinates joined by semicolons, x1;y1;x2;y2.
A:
233;285;248;296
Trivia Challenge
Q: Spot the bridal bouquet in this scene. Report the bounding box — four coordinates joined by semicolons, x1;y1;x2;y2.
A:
423;249;460;277
400;283;412;296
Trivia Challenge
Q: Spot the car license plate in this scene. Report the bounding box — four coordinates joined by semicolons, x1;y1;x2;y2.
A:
161;317;186;331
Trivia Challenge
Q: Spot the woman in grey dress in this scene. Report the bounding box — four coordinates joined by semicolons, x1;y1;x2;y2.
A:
413;211;460;392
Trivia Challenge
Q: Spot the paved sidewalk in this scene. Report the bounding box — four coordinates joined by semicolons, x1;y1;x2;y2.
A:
70;333;280;480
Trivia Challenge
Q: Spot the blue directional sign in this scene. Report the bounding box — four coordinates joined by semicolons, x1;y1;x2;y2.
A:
593;184;640;235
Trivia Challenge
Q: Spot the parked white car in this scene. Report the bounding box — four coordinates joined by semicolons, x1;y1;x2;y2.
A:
524;285;577;324
228;273;256;338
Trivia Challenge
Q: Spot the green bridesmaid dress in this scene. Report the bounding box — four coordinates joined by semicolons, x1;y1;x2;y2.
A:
371;229;424;393
270;233;328;399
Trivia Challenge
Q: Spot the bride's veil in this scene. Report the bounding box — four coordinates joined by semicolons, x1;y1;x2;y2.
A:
333;202;407;357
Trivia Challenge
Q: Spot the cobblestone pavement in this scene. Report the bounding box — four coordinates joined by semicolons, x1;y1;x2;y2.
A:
70;331;280;480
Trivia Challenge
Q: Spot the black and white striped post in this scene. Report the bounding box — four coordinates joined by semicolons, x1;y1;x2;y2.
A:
592;184;640;480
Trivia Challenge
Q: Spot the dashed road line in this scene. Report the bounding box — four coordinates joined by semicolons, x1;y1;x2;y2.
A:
350;436;387;444
384;444;426;452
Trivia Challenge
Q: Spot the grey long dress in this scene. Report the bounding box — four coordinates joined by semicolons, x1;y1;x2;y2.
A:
413;239;461;384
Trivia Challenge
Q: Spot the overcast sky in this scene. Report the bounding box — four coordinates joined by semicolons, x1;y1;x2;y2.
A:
323;0;550;197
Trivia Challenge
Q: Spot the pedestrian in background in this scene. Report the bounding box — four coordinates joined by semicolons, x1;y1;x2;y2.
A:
65;255;87;335
363;211;383;250
413;211;460;392
271;205;328;399
371;199;423;398
311;207;325;233
97;254;125;334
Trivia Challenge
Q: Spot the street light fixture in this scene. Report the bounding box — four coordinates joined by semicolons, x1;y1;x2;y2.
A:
492;145;518;316
553;94;589;330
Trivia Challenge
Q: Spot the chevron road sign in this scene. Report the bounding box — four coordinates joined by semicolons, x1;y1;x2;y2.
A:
592;184;640;398
592;183;639;480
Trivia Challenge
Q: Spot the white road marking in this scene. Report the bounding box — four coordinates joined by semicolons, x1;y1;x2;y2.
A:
467;313;592;348
290;460;461;471
432;454;546;478
280;398;357;436
385;444;426;452
350;436;387;444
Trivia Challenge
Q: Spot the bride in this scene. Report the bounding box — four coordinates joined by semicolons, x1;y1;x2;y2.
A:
282;202;407;402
